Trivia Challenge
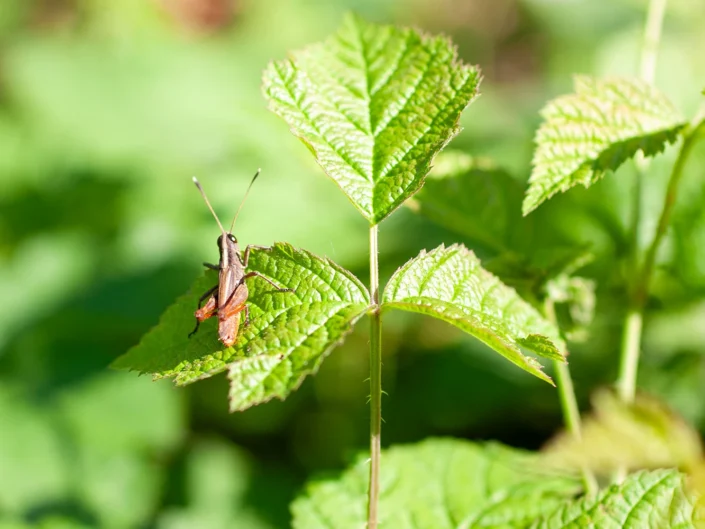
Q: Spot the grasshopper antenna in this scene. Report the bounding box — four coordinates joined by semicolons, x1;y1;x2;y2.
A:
193;177;227;235
229;168;261;232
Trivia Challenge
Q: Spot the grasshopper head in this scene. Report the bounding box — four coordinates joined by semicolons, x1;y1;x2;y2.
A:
217;233;238;246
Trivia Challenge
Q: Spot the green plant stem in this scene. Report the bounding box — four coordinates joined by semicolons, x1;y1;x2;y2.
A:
616;309;643;403
615;0;669;407
367;224;382;529
553;361;581;439
618;117;704;407
544;299;597;495
638;120;704;304
640;0;668;85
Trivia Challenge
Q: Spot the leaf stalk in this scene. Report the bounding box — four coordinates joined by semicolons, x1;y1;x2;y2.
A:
618;116;704;404
368;224;382;528
640;0;668;86
637;118;705;307
544;299;598;496
615;0;669;407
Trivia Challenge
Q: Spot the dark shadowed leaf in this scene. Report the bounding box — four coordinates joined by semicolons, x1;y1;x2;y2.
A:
407;150;525;252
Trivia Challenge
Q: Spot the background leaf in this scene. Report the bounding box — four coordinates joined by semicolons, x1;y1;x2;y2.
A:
0;373;183;527
112;243;369;411
156;438;275;529
406;150;525;252
292;438;580;529
532;469;697;529
544;389;703;474
404;151;597;341
523;76;686;215
262;13;481;224
0;387;68;514
544;274;596;343
382;244;566;384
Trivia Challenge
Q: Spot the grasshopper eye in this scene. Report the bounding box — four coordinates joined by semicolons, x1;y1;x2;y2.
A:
229;234;237;243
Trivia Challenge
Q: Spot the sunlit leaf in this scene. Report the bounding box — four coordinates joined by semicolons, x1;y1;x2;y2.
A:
523;76;686;215
113;243;369;411
263;13;481;224
533;469;697;529
292;439;580;529
382;244;566;384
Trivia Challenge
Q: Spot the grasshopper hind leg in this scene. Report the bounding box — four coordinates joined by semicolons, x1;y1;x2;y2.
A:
188;285;218;339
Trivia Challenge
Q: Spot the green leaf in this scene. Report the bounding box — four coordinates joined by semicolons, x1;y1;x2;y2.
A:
292;438;581;529
57;373;183;528
382;244;566;385
544;389;703;475
406;151;597;340
543;392;705;527
523;76;687;215
58;373;184;454
157;439;274;529
112;243;369;411
0;387;68;513
533;469;697;529
0;518;92;529
262;13;481;224
485;245;594;311
544;275;596;343
406;151;524;252
73;448;162;529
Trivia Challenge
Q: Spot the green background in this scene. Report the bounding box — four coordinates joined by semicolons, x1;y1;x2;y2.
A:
1;0;704;527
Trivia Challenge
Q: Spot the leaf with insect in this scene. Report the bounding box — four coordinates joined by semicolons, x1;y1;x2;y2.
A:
112;243;370;411
263;13;481;225
523;76;687;215
382;244;566;385
292;439;581;529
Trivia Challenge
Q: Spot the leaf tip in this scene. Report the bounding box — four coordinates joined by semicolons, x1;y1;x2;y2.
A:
521;197;538;216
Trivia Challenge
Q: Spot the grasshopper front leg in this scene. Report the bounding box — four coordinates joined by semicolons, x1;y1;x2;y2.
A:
241;246;294;293
240;245;269;268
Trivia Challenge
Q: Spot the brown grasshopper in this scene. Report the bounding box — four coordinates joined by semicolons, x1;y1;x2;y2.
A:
189;170;292;347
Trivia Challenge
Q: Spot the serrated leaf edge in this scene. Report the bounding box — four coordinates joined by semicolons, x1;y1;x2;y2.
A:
381;243;566;385
262;13;482;225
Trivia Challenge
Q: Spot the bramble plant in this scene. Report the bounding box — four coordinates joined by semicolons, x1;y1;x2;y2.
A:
115;8;705;529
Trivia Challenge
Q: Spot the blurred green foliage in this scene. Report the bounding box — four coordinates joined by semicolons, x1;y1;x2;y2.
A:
1;0;705;526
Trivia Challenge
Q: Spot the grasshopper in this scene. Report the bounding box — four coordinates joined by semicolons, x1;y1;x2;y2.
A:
189;170;292;347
